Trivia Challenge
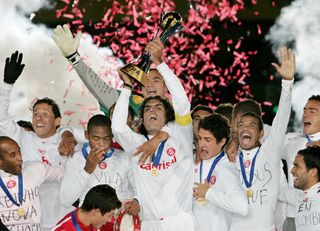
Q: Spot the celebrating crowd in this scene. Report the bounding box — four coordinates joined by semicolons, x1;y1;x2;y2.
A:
0;23;319;231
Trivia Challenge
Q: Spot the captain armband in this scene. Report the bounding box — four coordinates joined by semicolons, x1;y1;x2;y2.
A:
175;113;192;126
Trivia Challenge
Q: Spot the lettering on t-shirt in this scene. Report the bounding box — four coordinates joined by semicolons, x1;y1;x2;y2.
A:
296;200;320;230
139;155;177;171
236;162;273;205
6;223;41;231
0;187;40;226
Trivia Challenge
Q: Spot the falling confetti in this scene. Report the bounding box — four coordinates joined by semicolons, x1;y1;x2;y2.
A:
51;0;275;111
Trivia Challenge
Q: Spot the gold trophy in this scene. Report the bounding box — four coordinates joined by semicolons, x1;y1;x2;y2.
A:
120;11;185;86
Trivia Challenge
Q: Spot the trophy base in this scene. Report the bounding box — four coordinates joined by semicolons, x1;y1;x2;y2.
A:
120;63;147;87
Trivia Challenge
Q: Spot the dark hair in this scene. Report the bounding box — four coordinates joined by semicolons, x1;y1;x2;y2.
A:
232;99;262;120
0;136;17;159
81;184;121;215
139;96;175;136
191;105;213;119
308;95;320;102
215;103;233;122
33;97;61;119
298;146;320;181
87;114;111;134
17;120;34;132
239;111;264;131
198;113;231;148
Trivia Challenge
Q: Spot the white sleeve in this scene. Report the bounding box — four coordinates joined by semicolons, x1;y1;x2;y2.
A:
42;163;64;183
266;79;293;162
156;63;193;145
111;88;142;153
156;62;190;117
278;180;303;206
59;156;91;208
72;58;120;111
0;83;26;144
205;165;249;216
57;126;86;144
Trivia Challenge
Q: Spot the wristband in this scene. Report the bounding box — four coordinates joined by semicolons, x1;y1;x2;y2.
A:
66;52;80;65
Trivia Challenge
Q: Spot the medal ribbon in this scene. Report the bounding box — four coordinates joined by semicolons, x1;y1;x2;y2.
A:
239;147;261;189
71;210;82;231
0;173;23;206
82;142;115;161
144;136;167;167
200;151;225;183
306;134;313;144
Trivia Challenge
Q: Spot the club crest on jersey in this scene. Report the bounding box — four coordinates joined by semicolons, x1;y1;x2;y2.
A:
7;179;16;188
99;162;107;169
194;168;198;174
244;159;251;168
167;147;176;156
209;175;216;185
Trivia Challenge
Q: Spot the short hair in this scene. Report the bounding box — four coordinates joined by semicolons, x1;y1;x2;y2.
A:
232;99;262;120
139;96;175;136
308;95;320;102
198;113;231;148
191;105;213;119
81;184;121;215
87;114;111;133
215;103;233;122
239;111;263;131
33;98;61;119
17;120;34;132
298;146;320;181
0;136;17;159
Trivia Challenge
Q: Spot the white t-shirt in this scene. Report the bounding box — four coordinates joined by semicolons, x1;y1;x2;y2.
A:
112;62;196;230
60;144;135;207
230;79;293;231
193;154;248;231
0;83;74;229
282;131;320;217
0;162;63;230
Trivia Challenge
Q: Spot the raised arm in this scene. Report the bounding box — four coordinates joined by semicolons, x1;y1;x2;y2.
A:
0;51;26;143
52;24;120;112
145;38;191;119
267;47;295;156
111;71;142;153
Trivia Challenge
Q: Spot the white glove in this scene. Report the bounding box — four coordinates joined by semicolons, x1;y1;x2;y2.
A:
52;24;82;57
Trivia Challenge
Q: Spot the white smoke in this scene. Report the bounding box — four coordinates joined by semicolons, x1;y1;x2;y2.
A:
266;0;320;128
0;0;122;129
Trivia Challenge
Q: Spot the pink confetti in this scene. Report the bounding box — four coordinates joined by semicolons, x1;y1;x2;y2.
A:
63;14;74;19
262;101;273;106
257;24;262;34
54;0;261;113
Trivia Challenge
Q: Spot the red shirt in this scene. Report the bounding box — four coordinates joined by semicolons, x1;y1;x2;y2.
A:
51;209;98;231
52;209;114;231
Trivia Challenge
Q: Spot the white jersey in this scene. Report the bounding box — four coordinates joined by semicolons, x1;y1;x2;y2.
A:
282;131;320;217
230;79;293;231
193;154;248;231
0;162;63;231
0;83;74;230
112;62;196;230
59;143;135;207
279;182;320;231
